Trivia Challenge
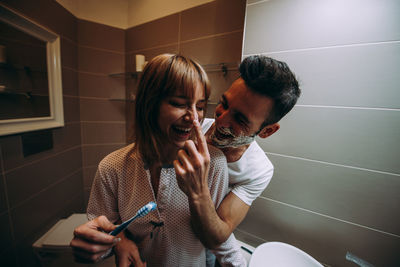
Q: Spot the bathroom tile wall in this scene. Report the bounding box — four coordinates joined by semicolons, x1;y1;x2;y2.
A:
236;0;400;266
77;19;126;204
0;0;83;266
0;0;126;266
125;0;246;141
0;0;246;265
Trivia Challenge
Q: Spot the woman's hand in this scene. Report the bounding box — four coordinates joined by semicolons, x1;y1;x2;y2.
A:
70;215;120;263
114;232;146;267
174;118;210;199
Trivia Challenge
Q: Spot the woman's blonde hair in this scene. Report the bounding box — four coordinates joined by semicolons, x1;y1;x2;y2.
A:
133;54;210;164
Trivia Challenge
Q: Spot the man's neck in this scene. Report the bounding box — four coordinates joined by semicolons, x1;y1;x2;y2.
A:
205;123;250;163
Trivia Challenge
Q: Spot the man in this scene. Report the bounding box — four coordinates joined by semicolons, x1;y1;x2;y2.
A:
174;55;300;264
71;55;300;266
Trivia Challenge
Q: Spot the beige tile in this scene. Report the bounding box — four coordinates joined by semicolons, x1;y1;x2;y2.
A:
83;166;98;188
266;42;400;109
258;106;400;174
78;19;125;52
61;37;78;69
244;0;400;54
11;171;82;242
78;46;125;74
238;198;400;267
180;31;243;65
126;14;179;52
0;123;80;172
125;45;179;72
180;0;246;41
78;72;125;99
0;172;7;213
6;147;82;208
63;96;80;123
82;144;125;167
62;67;78;96
81;122;126;145
2;0;77;42
80;98;125;122
207;69;239;103
0;212;13;252
234;228;266;248
265;154;400;235
52;122;82;150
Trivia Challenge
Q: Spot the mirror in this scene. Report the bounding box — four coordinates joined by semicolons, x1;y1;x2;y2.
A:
0;4;63;136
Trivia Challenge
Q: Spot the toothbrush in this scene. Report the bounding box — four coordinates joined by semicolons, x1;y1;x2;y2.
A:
109;201;157;236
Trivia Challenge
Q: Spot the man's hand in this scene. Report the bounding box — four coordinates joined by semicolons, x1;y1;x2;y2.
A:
174;118;210;199
70;215;120;263
114;232;146;267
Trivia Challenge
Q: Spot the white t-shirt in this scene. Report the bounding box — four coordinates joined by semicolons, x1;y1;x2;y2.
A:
202;118;274;205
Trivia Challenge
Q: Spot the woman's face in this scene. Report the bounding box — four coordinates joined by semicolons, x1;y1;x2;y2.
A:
158;82;206;151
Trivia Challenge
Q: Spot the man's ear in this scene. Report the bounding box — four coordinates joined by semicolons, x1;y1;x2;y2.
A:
258;123;280;138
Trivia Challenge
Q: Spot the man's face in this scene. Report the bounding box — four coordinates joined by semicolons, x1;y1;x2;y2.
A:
211;78;274;148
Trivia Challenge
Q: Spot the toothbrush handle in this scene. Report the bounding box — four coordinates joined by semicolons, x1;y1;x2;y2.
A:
109;215;138;236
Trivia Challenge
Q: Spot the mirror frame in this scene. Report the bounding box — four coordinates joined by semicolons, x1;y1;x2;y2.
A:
0;4;64;136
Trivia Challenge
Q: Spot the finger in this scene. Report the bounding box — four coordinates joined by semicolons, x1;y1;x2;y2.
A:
131;248;146;267
73;225;119;245
70;237;115;254
193;116;208;155
72;247;106;263
93;215;118;232
177;149;194;171
183;141;204;170
173;159;186;177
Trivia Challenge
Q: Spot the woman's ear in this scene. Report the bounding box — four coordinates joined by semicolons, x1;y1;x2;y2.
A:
258;123;280;138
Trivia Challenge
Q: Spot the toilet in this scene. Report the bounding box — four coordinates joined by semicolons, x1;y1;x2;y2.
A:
33;213;115;267
238;240;323;267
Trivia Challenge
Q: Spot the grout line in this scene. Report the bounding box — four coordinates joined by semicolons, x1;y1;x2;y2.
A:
79;96;110;101
265;152;400;177
9;168;83;211
77;70;109;77
80;120;126;124
260;196;400;238
296;104;400;112
3;145;81;174
178;12;181;53
63;94;79;99
127;42;179;54
0;146;17;248
81;143;126;147
247;0;271;7
235;228;267;243
179;29;243;45
126;29;243;55
78;44;124;55
243;40;400;57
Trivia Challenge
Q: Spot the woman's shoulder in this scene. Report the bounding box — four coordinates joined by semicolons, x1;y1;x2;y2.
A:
98;143;137;170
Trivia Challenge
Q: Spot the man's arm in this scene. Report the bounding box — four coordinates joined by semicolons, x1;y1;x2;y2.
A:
188;190;250;249
174;118;250;249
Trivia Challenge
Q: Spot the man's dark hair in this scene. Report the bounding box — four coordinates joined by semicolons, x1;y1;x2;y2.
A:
239;55;301;127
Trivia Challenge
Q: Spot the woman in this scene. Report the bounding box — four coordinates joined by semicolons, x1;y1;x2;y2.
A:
77;54;233;266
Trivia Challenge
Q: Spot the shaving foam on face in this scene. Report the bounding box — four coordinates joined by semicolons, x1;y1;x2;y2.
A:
210;126;255;148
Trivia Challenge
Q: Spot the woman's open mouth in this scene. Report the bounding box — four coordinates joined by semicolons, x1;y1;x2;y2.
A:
172;125;192;139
